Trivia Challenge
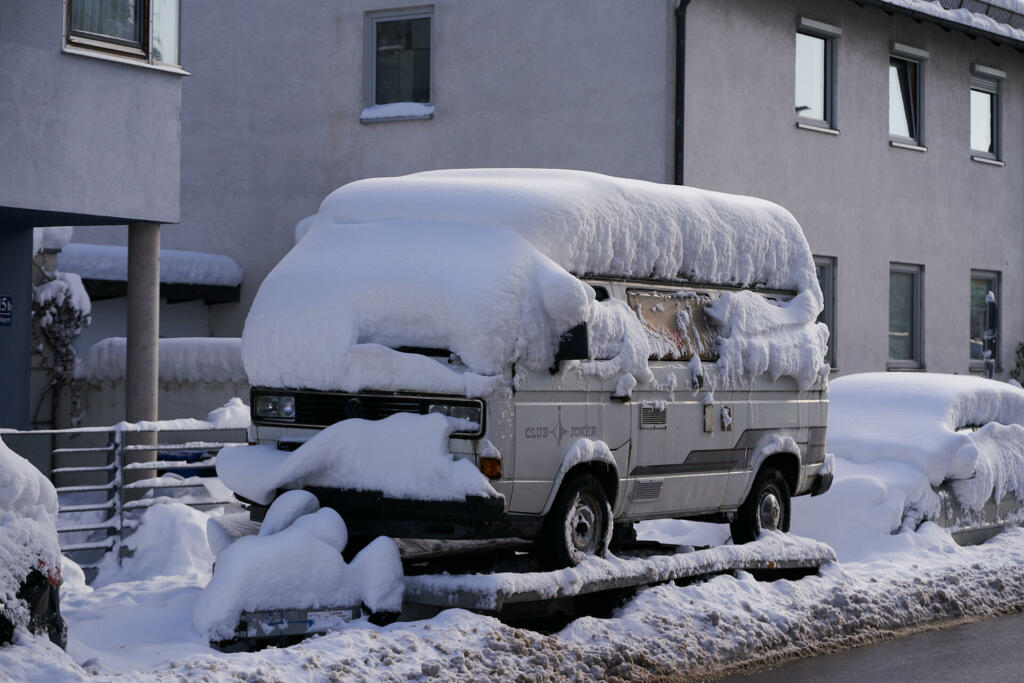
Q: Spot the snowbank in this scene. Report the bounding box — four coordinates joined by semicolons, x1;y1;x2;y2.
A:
217;412;499;505
244;170;827;393
78;337;247;384
193;499;403;639
0;437;61;630
58;243;243;287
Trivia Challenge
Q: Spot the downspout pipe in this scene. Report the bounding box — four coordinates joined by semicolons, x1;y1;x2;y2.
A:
674;0;693;186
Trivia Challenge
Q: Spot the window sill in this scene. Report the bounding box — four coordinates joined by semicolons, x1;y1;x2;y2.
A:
795;121;840;136
360;103;435;123
971;155;1004;167
890;139;927;153
887;363;925;372
63;44;189;76
968;362;1003;373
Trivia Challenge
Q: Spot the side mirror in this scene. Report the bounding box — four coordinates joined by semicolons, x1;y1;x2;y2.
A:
550;322;590;374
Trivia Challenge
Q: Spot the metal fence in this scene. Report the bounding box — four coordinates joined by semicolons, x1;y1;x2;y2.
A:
11;426;247;581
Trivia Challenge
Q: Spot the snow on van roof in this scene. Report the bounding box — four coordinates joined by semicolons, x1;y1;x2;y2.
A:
318;169;818;294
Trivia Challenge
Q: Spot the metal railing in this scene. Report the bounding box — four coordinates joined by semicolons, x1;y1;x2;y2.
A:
11;426;248;581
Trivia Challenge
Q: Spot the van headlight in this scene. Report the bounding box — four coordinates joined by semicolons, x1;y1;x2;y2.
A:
428;402;483;435
255;394;296;421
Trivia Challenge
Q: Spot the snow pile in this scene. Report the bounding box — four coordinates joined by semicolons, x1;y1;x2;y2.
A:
244;170;827;393
204;397;250;429
33;272;92;324
881;0;1024;43
58;243;243;287
33;226;74;254
193;493;403;639
0;437;61;630
217;413;498;505
77;337;247;384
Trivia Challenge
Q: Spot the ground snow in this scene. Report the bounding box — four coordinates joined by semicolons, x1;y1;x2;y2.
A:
58;243;243;287
217;413;498;505
78;337;247;384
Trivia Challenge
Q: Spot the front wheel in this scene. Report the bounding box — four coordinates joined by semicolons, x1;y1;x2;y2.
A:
730;467;791;544
536;473;612;569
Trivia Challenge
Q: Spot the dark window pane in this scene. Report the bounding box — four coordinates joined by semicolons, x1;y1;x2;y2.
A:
889;59;918;139
815;260;836;367
889;271;915;361
70;0;142;46
970;276;997;360
376;17;431;105
971;89;994;153
795;33;826;120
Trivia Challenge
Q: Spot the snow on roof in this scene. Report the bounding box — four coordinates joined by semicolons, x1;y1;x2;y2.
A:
32;226;73;254
873;0;1024;45
58;243;243;287
319;169;818;293
78;337;247;384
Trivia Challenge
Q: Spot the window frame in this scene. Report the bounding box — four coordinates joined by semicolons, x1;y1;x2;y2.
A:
63;0;184;72
970;64;1004;163
794;17;841;133
364;6;435;121
888;43;928;150
969;269;1001;371
888;262;924;371
814;255;837;371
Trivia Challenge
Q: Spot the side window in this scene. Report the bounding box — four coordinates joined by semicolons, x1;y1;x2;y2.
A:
363;8;434;122
795;17;841;132
970;270;1000;368
888;43;927;148
970;64;1004;163
888;263;924;369
814;256;836;369
626;289;717;362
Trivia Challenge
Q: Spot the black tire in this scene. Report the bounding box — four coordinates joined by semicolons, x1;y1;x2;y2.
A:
536;473;612;569
730;466;791;544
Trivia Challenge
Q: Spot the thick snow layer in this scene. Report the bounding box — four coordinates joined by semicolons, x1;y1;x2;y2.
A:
0;437;61;631
204;397;250;429
244;170;826;393
881;0;1024;43
33;226;74;253
33;271;92;319
77;337;247;384
58;243;243;287
257;489;319;537
217;413;499;505
193;503;403;639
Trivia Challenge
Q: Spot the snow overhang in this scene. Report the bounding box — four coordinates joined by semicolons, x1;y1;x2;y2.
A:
57;243;243;304
855;0;1024;51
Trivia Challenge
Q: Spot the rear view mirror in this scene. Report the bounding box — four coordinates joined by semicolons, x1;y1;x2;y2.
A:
550;322;590;373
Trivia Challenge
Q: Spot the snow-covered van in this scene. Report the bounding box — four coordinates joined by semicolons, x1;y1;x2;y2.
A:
220;169;833;568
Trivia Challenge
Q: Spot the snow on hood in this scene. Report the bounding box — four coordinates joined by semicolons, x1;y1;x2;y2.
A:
0;437;61;626
243;170;826;393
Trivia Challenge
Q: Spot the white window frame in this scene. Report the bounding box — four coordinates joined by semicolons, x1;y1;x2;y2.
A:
888;262;924;371
63;0;186;75
362;6;435;123
814;255;837;370
795;17;841;135
970;64;1005;165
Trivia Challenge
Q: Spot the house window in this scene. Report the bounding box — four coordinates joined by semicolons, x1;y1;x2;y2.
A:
889;57;921;143
66;0;180;66
889;263;923;369
814;256;837;369
363;8;433;122
795;18;840;131
970;270;1000;366
970;67;1003;161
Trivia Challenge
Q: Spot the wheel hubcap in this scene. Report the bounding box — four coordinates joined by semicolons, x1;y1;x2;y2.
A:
758;492;782;531
569;493;601;554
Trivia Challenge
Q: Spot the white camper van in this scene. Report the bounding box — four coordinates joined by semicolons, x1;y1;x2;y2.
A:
221;169;832;568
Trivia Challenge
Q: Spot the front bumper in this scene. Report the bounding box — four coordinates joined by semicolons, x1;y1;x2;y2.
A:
810;469;833;496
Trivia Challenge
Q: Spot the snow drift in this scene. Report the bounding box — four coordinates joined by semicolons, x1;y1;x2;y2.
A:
243;169;827;394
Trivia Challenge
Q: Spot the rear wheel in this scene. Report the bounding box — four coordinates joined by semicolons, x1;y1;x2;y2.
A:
536;473;611;569
730;467;790;544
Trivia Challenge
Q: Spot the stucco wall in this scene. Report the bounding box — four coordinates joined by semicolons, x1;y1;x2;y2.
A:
0;2;182;223
683;0;1024;377
171;0;676;335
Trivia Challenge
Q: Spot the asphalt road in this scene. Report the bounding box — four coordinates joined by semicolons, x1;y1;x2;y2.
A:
722;610;1024;682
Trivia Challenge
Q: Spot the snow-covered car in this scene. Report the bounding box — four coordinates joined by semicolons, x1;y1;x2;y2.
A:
792;372;1024;559
220;169;833;567
0;437;66;648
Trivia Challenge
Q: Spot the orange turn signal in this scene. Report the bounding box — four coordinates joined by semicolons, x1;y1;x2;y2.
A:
479;456;502;479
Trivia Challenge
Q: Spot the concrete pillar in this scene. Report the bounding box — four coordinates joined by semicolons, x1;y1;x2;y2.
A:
125;222;160;481
0;225;33;429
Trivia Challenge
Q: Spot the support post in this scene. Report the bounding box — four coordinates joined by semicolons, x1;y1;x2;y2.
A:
125;222;160;484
